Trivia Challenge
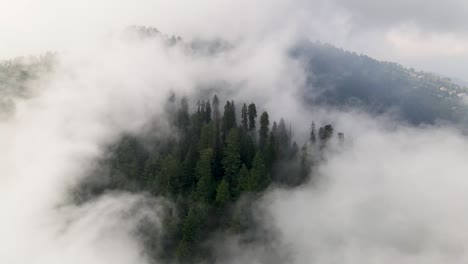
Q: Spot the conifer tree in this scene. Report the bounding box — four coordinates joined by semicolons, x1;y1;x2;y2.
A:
235;164;249;195
222;128;241;182
278;118;289;156
212;95;220;122
195;148;214;203
215;179;230;207
222;101;237;137
241;103;248;131
248;152;268;191
258;111;270;151
204;100;212;123
310;122;317;144
247;103;257;131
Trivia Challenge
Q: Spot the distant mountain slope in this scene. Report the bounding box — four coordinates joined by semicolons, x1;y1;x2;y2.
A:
292;42;468;125
0;53;54;117
1;30;467;126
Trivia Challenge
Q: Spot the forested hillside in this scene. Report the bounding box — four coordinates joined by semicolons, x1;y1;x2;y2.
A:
2;30;467;126
293;42;468;125
0;53;54;117
76;94;343;263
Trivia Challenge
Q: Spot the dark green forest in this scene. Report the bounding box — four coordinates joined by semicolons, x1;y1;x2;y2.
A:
76;94;342;263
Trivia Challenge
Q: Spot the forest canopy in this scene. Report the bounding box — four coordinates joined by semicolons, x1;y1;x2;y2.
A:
76;94;343;263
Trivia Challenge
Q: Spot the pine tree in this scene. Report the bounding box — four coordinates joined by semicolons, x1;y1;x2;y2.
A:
177;97;191;131
247;103;257;132
199;123;215;150
310;122;317;144
176;208;202;261
160;154;182;195
241;103;248;131
235;164;249;195
212;95;220;122
277;118;289;157
215;179;230;207
299;144;310;182
195;148;215;203
204;100;212;123
265;131;277;169
222;101;237;137
258;111;270;151
248;152;268;191
222;128;241;182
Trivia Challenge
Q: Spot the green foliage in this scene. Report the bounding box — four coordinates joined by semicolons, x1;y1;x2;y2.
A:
222;128;241;182
94;95;343;263
247;103;257;131
215;179;230;207
195;148;215;203
222;100;237;137
249;152;268;191
258;111;270;151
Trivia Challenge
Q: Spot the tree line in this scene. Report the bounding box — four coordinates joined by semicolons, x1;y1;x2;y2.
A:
79;94;343;263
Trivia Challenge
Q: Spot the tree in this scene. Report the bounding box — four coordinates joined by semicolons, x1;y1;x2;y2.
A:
195;148;215;203
222;128;241;182
248;152;268;191
199;123;215;150
258;111;270;151
212;95;220;122
241;103;248;131
215;179;230;207
299;144;310;182
176;97;190;132
319;124;334;148
204;100;212;123
265;131;277;169
247;103;257;132
310;122;317;144
176;208;202;261
222;101;237;137
112;135;148;187
160;154;182;195
277;118;289;156
235;164;249;195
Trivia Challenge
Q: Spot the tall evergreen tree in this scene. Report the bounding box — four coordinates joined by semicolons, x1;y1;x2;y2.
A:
248;152;268;191
247;103;257;132
258;111;270;151
195;148;215;203
222;101;237;137
310;122;317;144
241;103;248;131
277;118;289;156
212;95;220;122
215;179;230;207
160;154;182;195
204;100;212;123
222;128;241;182
177;97;190;131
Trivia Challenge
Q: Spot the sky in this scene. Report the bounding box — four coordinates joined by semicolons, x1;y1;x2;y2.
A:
1;0;468;80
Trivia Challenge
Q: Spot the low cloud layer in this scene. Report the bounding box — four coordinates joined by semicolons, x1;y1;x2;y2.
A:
3;0;468;80
0;25;306;263
215;117;468;263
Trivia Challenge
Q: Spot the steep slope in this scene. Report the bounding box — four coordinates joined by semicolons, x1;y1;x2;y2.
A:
292;42;468;125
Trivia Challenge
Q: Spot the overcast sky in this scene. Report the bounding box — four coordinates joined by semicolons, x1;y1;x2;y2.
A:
1;0;468;81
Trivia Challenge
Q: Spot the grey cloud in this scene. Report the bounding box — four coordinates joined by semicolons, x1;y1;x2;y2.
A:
332;0;468;33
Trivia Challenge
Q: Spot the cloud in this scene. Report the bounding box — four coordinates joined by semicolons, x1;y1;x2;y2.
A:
1;1;468;263
216;114;468;263
0;16;308;263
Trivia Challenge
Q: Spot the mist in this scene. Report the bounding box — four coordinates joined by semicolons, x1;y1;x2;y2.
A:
1;0;468;263
215;117;468;263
